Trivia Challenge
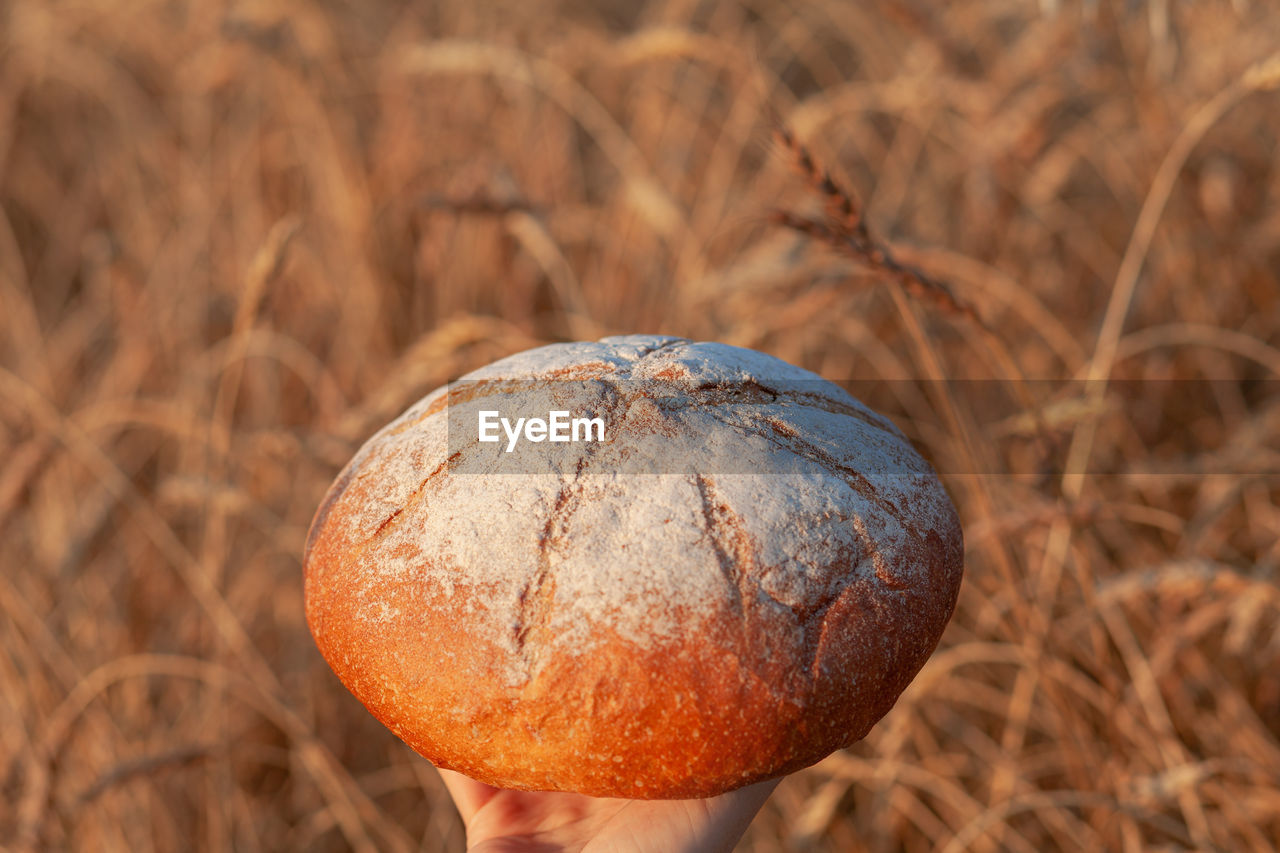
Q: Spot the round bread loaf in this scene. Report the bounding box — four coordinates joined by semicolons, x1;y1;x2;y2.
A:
304;335;963;799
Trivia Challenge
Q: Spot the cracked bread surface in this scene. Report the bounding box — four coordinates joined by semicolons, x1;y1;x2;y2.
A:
304;335;963;798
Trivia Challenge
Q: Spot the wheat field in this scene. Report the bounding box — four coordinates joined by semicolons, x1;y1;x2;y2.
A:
3;0;1280;850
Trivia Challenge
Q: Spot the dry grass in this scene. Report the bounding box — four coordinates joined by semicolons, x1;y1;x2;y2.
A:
3;0;1280;850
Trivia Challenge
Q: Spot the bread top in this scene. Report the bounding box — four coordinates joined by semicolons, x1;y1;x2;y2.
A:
304;335;963;797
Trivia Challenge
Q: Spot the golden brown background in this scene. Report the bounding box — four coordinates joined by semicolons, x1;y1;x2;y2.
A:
2;0;1279;850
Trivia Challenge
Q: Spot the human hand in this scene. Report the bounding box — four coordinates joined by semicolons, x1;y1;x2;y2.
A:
439;769;780;853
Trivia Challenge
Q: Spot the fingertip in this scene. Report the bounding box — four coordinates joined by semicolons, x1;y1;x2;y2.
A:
437;767;502;822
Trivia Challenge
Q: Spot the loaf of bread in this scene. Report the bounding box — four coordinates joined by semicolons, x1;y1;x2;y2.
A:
304;335;963;798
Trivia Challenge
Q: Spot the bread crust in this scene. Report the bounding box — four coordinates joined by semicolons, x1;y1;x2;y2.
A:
305;336;963;798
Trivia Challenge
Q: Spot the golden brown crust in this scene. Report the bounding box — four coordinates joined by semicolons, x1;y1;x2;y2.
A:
304;336;963;799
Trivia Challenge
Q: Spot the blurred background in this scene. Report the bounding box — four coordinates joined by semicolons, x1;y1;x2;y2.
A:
2;0;1279;850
